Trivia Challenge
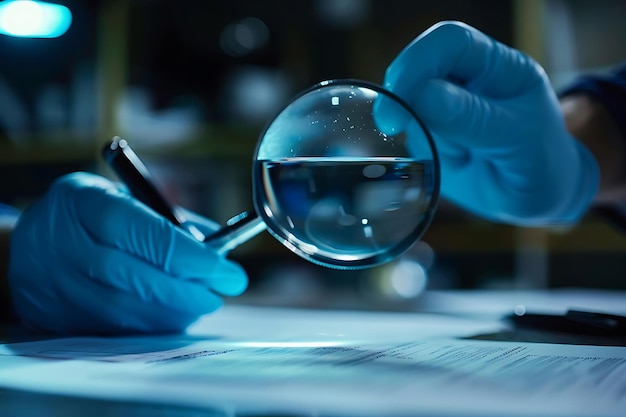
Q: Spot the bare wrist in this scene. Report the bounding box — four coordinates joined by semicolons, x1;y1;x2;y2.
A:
561;94;626;204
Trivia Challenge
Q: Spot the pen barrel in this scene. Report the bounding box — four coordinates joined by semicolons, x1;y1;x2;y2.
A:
204;211;267;256
103;138;185;226
102;137;267;250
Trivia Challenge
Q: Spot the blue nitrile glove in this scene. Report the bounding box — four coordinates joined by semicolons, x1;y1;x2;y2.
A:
8;172;247;335
381;21;599;226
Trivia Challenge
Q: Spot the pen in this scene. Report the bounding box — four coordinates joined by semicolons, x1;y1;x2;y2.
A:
506;309;626;338
102;136;267;251
102;137;204;240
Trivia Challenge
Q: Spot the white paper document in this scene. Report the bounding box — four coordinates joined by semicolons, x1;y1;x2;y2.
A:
0;305;624;417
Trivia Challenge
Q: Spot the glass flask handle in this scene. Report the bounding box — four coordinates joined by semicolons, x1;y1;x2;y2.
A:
204;210;267;255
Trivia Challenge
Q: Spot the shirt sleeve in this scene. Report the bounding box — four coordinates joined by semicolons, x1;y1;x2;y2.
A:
560;64;626;232
559;64;626;138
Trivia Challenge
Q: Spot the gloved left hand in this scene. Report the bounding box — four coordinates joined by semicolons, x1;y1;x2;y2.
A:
8;172;248;335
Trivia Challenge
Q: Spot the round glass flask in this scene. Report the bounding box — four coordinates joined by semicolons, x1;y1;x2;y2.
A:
234;79;440;269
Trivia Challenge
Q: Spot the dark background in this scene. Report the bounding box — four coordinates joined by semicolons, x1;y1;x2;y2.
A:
1;0;626;309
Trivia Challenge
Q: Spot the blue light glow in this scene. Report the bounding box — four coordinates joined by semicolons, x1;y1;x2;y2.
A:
233;341;348;348
0;0;72;38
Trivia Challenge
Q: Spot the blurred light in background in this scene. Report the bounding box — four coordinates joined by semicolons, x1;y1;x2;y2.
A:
222;66;291;124
220;17;269;57
234;341;347;348
366;258;429;300
0;0;72;38
115;87;202;148
388;260;428;299
315;0;370;28
361;241;435;301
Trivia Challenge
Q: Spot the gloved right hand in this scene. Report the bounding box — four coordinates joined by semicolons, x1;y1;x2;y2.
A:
379;21;599;226
8;172;248;335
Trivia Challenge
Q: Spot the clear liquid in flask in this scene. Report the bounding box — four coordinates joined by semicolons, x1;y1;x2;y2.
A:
254;157;435;264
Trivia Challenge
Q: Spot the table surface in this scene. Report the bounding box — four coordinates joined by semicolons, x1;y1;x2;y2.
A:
0;290;624;417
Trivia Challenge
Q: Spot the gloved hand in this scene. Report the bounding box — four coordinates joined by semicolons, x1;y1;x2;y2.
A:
8;172;247;335
381;21;599;226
